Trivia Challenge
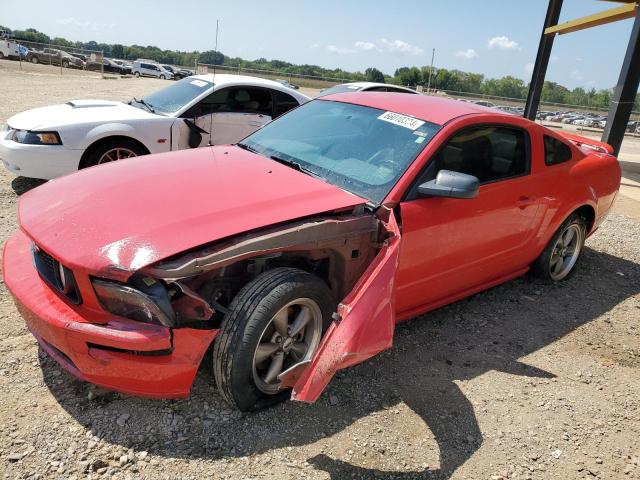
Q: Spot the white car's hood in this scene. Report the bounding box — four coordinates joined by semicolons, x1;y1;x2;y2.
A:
7;100;160;130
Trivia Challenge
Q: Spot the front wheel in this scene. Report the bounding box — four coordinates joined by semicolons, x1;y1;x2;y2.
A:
30;56;38;64
81;139;146;169
531;213;587;282
213;268;334;411
134;71;140;77
159;74;165;80
62;59;69;68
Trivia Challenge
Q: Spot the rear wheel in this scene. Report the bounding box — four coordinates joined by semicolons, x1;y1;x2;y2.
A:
134;71;140;77
30;56;38;64
159;74;166;80
531;213;587;282
0;52;4;60
213;268;334;411
81;138;146;169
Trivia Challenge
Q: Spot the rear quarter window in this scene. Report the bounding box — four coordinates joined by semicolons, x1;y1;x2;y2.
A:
544;135;572;166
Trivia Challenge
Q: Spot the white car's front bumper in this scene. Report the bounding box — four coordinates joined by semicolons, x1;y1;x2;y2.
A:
0;138;82;180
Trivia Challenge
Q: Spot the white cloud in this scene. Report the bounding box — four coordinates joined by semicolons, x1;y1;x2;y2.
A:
524;62;534;74
571;70;584;81
327;39;424;56
379;38;424;55
310;43;320;49
456;49;478;60
55;17;114;31
354;41;376;51
551;55;559;62
487;36;520;50
327;44;356;55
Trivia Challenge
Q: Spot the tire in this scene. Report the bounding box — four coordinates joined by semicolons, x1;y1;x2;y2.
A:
0;52;4;60
531;213;587;282
134;71;140;77
213;267;335;411
62;59;69;68
30;56;38;64
159;74;165;80
81;138;147;169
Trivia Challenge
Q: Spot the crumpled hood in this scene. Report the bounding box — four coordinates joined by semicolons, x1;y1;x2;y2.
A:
7;100;158;131
18;146;365;280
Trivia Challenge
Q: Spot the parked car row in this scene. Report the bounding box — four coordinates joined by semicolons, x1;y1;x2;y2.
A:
0;78;621;412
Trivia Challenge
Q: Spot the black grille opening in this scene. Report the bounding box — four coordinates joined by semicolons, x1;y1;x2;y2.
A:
32;245;82;304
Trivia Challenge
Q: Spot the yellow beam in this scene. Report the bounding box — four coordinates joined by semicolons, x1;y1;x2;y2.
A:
545;3;637;35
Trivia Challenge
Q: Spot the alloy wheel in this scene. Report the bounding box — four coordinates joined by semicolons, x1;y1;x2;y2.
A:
252;298;323;394
97;147;138;164
549;223;584;281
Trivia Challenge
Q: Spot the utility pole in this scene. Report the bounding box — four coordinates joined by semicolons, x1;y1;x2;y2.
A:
427;48;435;93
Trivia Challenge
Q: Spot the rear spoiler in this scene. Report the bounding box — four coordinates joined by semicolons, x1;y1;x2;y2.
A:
557;131;615;155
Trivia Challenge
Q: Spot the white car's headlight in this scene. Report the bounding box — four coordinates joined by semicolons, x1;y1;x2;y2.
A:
12;130;62;145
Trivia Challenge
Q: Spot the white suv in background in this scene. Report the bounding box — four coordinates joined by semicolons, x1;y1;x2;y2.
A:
132;60;173;80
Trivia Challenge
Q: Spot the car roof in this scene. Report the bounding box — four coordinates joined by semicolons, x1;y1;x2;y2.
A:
319;92;504;125
341;81;416;93
191;73;293;90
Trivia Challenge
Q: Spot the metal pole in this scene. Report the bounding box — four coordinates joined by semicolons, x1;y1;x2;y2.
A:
427;48;435;93
524;0;564;120
101;50;104;78
602;8;640;156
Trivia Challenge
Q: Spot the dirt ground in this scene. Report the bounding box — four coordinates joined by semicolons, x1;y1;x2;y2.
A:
0;59;639;480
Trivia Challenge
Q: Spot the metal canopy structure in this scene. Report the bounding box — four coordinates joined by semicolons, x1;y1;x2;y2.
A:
524;0;640;155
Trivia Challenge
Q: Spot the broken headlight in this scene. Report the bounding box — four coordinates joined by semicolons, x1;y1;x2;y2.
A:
92;277;175;327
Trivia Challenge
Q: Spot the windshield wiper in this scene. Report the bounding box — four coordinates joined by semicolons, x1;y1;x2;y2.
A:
236;142;258;154
132;97;155;113
269;154;324;180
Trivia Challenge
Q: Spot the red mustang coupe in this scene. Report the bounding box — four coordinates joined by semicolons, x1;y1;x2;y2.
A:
3;94;621;411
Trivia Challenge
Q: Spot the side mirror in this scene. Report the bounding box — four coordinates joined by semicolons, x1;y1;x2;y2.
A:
417;170;479;199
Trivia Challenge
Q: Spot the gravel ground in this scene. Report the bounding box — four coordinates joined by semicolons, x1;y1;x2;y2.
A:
0;60;639;480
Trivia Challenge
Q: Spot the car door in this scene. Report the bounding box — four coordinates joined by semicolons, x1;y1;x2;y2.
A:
395;124;541;315
211;87;273;145
282;209;401;403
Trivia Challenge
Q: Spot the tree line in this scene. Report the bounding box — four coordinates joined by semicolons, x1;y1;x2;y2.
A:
2;25;632;110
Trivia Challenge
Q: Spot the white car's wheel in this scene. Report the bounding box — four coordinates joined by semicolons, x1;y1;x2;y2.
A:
159;74;165;80
81;138;147;169
134;71;140;77
30;56;38;64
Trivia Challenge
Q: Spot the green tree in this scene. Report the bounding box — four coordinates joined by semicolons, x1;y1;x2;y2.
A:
365;67;385;83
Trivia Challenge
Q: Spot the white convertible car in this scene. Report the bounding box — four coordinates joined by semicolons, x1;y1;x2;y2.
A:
0;75;310;179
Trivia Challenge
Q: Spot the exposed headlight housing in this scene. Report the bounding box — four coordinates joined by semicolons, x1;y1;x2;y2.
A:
92;277;176;327
12;130;62;145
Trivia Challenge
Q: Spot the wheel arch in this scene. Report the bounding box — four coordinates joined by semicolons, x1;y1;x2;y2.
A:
79;135;151;169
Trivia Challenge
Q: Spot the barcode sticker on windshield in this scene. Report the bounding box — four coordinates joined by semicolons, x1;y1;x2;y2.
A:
378;111;425;130
190;80;208;87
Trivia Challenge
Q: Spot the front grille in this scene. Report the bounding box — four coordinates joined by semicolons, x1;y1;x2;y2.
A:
32;245;82;304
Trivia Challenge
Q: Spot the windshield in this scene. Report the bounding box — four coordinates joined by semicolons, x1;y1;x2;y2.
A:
316;84;363;98
136;77;213;115
241;100;440;204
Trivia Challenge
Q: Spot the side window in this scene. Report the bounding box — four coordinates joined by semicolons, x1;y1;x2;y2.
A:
544;135;572;166
433;126;529;184
194;88;230;116
388;88;417;94
222;88;272;115
366;87;388;92
272;90;299;118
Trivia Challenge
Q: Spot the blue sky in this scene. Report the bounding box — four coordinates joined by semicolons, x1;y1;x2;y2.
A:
2;0;634;90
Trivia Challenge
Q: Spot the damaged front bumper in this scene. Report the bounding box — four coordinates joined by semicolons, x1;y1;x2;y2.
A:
3;230;217;398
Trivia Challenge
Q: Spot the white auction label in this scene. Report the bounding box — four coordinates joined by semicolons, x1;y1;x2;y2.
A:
377;111;425;130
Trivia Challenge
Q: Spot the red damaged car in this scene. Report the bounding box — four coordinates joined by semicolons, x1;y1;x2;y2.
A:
3;94;621;411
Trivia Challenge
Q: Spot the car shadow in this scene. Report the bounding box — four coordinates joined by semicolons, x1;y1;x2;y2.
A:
40;247;639;479
11;176;46;195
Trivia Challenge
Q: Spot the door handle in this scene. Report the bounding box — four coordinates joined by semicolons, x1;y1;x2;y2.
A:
516;196;536;209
